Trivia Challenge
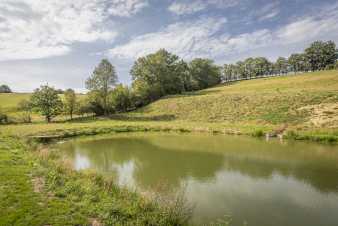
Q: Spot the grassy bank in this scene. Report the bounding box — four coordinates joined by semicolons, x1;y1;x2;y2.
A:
0;135;191;225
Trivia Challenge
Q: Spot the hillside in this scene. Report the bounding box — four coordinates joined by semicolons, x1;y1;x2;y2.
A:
131;70;338;129
0;93;31;112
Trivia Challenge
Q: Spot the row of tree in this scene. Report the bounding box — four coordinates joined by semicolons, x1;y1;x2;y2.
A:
11;40;338;123
223;41;338;81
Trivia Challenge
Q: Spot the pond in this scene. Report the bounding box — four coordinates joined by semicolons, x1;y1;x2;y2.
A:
58;133;338;226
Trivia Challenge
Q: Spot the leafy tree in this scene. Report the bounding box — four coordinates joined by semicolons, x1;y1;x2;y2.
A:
63;88;77;120
109;84;134;113
30;85;63;123
131;49;186;101
188;58;221;89
305;40;337;71
0;85;12;93
288;54;303;73
132;79;162;107
17;99;33;123
275;57;289;75
86;59;118;115
76;99;94;117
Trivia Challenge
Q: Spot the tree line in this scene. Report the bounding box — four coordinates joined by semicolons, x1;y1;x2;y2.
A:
1;40;337;124
223;40;338;81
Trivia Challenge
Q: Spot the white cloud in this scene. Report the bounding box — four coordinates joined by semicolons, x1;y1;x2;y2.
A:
168;1;206;15
168;0;240;15
255;1;280;21
0;0;148;61
108;3;338;62
107;17;273;60
107;0;149;17
108;17;229;59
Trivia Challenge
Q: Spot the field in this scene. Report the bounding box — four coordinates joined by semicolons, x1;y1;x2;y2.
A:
0;93;31;111
1;70;338;142
132;70;338;128
1;70;338;226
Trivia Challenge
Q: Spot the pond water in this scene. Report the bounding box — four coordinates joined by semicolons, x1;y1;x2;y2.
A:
58;133;338;226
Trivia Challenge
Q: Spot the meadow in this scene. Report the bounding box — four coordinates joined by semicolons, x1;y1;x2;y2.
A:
1;70;338;226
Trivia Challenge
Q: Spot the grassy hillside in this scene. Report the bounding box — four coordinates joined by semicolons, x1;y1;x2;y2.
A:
0;93;31;111
131;70;338;129
1;70;338;142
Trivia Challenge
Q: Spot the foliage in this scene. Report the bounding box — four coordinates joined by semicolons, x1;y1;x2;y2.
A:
17;99;33;123
109;84;134;113
131;49;186;100
0;108;8;124
86;59;118;115
76;98;95;117
305;40;337;71
188;58;221;89
63;88;77;120
30;85;63;123
0;84;12;93
223;40;337;81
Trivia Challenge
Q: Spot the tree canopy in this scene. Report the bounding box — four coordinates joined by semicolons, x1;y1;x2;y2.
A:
30;85;63;122
86;59;118;115
0;85;12;93
63;88;77;120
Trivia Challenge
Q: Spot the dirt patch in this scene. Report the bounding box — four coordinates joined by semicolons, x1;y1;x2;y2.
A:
299;103;338;128
32;177;45;193
89;218;103;226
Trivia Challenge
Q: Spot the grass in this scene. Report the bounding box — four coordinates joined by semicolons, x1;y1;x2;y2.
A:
0;93;86;122
0;135;191;225
131;70;338;125
1;70;338;225
1;70;338;142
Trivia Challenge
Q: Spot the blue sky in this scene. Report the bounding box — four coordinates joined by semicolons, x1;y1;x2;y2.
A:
0;0;338;92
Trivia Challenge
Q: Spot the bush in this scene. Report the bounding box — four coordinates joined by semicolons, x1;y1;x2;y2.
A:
0;84;12;93
0;108;8;124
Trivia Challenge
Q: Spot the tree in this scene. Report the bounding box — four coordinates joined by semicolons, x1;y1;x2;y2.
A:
17;99;33;123
63;88;77;120
188;58;221;89
305;40;337;71
109;84;134;113
0;85;12;93
275;57;289;75
131;49;186;101
288;54;303;73
86;59;118;115
30;85;63;123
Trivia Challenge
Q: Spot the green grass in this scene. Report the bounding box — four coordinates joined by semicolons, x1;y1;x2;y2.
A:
0;93;86;122
130;70;338;126
0;93;31;111
1;71;338;225
1;70;338;141
0;135;191;226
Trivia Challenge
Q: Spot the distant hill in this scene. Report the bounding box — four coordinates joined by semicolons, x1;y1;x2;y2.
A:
130;70;338;128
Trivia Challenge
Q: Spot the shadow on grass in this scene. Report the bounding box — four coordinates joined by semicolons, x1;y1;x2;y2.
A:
109;114;176;122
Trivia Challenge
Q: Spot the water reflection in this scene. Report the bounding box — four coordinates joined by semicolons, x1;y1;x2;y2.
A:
59;133;338;226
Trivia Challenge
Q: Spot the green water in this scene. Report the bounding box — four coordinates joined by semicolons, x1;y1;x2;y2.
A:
58;133;338;226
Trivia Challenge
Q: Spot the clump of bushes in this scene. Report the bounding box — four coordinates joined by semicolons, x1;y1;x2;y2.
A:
0;108;8;124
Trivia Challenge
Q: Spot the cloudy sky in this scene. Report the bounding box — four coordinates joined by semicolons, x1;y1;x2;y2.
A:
0;0;338;92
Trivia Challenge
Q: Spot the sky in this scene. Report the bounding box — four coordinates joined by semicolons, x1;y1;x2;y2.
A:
0;0;338;93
